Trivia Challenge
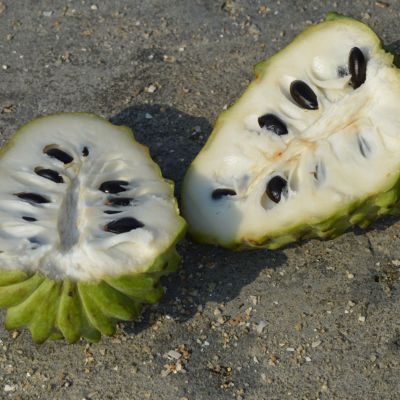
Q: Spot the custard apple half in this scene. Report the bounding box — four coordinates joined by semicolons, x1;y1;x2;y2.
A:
182;13;400;249
0;113;185;343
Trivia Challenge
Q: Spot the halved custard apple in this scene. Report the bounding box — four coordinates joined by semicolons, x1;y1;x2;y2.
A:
183;13;400;249
0;113;185;343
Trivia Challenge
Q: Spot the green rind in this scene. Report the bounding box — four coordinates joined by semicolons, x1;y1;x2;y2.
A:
77;283;116;336
56;279;85;344
182;13;399;250
0;274;44;307
79;281;141;321
0;241;183;343
5;279;62;343
105;274;164;304
0;270;29;286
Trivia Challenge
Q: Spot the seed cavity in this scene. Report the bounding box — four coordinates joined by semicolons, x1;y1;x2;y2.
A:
22;216;37;222
258;114;288;136
82;147;89;157
314;161;326;183
28;236;42;248
43;145;73;164
106;197;133;207
105;217;144;234
349;47;367;89
357;135;371;158
290;80;318;110
15;192;51;204
337;66;348;77
99;180;129;194
104;210;123;214
266;176;287;203
212;188;237;200
34;167;64;183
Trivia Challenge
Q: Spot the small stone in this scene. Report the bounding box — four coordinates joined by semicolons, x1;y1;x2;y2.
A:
346;271;354;279
249;295;257;305
11;330;20;339
217;316;225;325
375;1;390;8
145;113;153;119
259;5;269;14
311;340;321;348
4;385;15;392
305;356;312;362
2;104;15;113
358;315;366;323
90;4;98;10
42;11;53;17
145;84;157;93
255;320;267;334
295;322;303;331
286;347;295;352
163;55;176;63
392;259;400;266
164;350;181;360
248;23;261;38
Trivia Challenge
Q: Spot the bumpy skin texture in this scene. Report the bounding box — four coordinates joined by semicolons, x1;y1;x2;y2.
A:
0;114;186;343
182;13;400;249
0;246;182;343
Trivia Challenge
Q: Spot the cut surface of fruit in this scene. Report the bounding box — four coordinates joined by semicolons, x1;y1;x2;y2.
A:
182;13;400;249
0;113;185;342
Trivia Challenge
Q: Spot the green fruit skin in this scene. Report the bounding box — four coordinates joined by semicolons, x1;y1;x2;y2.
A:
0;244;183;343
182;13;399;250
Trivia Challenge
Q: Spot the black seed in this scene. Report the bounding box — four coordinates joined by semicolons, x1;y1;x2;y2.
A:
82;147;89;157
34;167;64;183
105;217;144;234
104;210;123;214
15;192;50;204
44;147;73;164
290;80;318;110
266;176;287;203
258;114;288;136
106;197;133;207
22;216;37;222
212;188;237;200
349;47;367;89
99;180;129;194
358;135;371;158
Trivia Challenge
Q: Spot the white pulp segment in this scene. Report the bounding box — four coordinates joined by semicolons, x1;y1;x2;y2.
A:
0;114;185;281
183;18;400;246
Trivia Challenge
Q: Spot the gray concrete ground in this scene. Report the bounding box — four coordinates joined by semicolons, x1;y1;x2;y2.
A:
0;1;400;399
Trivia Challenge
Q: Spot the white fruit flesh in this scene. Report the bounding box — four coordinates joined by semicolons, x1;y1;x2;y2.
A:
183;17;400;246
0;114;185;281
